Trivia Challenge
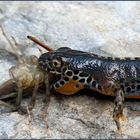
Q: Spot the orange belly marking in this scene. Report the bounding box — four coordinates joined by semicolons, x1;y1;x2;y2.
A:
56;80;84;95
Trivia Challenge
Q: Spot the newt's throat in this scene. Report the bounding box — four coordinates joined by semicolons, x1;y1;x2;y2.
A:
55;79;84;95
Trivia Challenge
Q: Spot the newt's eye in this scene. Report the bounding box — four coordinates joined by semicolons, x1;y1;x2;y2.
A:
52;59;61;68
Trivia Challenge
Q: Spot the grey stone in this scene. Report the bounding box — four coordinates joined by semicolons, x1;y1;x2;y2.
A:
0;1;139;139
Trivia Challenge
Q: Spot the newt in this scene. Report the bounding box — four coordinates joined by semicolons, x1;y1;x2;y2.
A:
38;47;140;133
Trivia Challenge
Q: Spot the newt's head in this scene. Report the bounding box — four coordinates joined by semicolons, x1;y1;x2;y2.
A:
38;47;72;74
38;47;97;76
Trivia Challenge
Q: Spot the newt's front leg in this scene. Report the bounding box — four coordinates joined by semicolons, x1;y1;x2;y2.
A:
113;88;125;133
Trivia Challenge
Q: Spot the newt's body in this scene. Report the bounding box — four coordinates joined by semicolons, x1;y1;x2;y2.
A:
38;47;140;132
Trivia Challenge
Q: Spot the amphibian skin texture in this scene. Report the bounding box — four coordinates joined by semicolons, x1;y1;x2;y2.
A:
38;47;140;132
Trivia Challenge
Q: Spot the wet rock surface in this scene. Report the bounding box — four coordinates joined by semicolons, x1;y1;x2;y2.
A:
0;1;139;139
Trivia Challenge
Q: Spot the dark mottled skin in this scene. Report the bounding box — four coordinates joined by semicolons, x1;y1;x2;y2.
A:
38;47;140;132
38;47;140;98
